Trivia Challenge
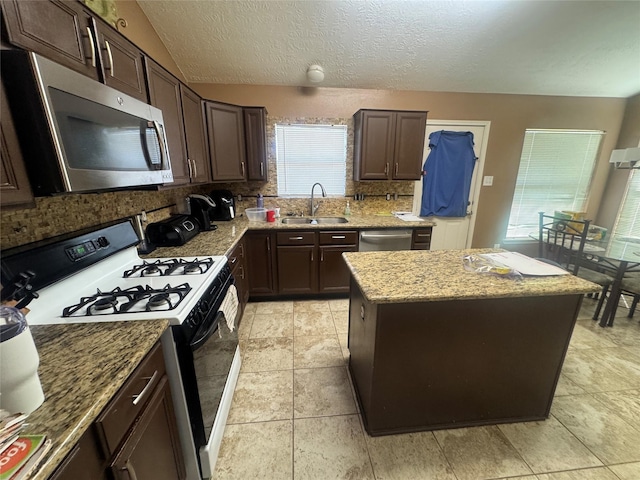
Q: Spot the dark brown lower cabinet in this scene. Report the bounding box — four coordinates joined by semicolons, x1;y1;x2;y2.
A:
319;244;358;293
411;228;432;250
49;341;185;480
110;376;185;480
49;428;106;480
245;231;277;296
229;238;249;318
277;245;318;295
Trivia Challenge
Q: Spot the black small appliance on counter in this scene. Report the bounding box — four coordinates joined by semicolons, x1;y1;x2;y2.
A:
188;194;218;231
146;215;200;247
209;190;235;221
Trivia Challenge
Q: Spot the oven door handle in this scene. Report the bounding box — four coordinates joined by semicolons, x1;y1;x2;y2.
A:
190;310;224;351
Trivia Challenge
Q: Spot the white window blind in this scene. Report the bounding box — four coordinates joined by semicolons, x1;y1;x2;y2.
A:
275;124;347;197
506;129;604;239
608;170;640;258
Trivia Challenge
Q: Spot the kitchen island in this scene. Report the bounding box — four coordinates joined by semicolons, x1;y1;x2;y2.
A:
342;249;600;436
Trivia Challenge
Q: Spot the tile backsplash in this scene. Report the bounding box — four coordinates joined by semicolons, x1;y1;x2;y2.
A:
1;115;419;250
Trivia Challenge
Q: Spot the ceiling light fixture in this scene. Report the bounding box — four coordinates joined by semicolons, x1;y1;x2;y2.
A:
306;65;324;83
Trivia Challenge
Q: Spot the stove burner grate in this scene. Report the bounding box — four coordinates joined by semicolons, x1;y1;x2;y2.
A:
123;258;214;278
62;283;192;317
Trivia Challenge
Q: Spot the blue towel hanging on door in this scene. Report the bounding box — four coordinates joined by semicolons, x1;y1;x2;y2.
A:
420;130;477;217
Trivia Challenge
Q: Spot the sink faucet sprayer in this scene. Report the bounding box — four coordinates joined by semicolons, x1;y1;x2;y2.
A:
310;183;327;216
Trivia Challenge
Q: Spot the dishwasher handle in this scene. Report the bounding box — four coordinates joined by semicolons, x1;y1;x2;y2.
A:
360;232;412;240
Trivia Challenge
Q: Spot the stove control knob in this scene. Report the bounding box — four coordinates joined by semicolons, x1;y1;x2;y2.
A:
96;237;110;248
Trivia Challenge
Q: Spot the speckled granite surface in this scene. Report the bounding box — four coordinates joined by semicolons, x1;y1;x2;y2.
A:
148;215;435;258
25;320;169;480
342;249;601;304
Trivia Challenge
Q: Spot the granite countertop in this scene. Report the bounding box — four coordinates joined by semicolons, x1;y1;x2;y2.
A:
342;249;601;304
148;215;435;258
24;320;169;480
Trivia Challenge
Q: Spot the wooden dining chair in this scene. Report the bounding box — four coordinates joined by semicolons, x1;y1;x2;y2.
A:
538;212;614;319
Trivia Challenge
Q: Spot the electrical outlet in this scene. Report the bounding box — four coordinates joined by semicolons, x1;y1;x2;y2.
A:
493;243;501;248
483;176;494;186
140;211;147;222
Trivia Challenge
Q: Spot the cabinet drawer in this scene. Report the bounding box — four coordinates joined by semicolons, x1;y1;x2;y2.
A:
276;231;316;246
96;342;166;455
412;229;432;244
319;231;358;245
228;241;245;272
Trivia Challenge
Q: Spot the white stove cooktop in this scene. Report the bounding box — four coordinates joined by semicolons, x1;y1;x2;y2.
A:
25;249;227;326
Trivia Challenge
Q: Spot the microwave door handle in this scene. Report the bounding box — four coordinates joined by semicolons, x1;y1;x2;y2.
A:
151;121;168;168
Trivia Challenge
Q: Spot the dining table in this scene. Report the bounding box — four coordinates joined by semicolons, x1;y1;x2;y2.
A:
579;235;640;327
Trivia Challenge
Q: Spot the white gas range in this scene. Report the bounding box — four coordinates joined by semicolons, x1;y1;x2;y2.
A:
1;221;241;479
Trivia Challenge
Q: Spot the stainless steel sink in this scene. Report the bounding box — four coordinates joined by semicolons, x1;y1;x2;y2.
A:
280;217;313;224
314;217;349;224
280;217;348;225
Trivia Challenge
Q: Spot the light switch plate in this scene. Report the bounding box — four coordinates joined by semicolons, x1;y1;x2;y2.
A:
483;176;494;186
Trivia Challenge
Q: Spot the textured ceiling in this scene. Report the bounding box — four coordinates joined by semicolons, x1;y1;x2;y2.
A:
136;0;640;98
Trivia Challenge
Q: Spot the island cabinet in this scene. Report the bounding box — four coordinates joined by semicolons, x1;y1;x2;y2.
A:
50;342;186;480
243;107;268;181
353;109;427;181
245;231;278;296
1;0;147;101
205;101;247;182
343;249;599;436
1;77;34;208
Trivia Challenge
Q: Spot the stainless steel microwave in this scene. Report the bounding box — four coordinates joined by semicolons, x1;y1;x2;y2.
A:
2;51;173;195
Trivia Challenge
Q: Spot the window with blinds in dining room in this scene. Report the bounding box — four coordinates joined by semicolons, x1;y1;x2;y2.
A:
608;169;640;258
506;129;605;239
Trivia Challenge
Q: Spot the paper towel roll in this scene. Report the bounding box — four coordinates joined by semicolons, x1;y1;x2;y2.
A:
220;285;239;332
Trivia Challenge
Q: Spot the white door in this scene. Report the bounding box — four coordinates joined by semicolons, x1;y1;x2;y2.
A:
412;120;490;250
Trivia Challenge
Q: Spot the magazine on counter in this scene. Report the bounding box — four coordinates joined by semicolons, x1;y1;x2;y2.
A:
0;435;51;480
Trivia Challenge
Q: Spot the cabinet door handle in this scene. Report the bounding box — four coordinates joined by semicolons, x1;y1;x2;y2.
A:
260;162;264;177
85;27;97;67
394;163;398;176
192;158;198;178
230;256;237;265
267;236;271;252
332;235;346;239
241;161;245;177
239;266;245;280
417;233;430;237
311;250;314;262
104;40;114;77
384;163;389;176
289;236;304;241
320;250;324;262
132;370;159;406
121;460;139;480
187;158;193;178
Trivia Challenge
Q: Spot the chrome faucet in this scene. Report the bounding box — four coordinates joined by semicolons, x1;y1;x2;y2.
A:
310;182;326;216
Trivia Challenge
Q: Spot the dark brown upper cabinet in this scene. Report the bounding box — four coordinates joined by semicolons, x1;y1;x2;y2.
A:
180;85;211;184
353;109;428;181
205;101;247;182
1;78;34;208
243;107;268;181
145;58;189;186
1;0;147;101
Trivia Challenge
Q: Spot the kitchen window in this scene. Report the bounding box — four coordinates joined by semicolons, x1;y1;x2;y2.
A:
275;124;347;197
506;129;604;239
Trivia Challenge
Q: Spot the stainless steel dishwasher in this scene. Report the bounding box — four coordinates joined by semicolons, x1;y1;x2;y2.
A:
358;229;413;251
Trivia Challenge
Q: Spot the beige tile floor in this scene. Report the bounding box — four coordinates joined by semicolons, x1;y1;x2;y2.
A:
213;297;640;480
